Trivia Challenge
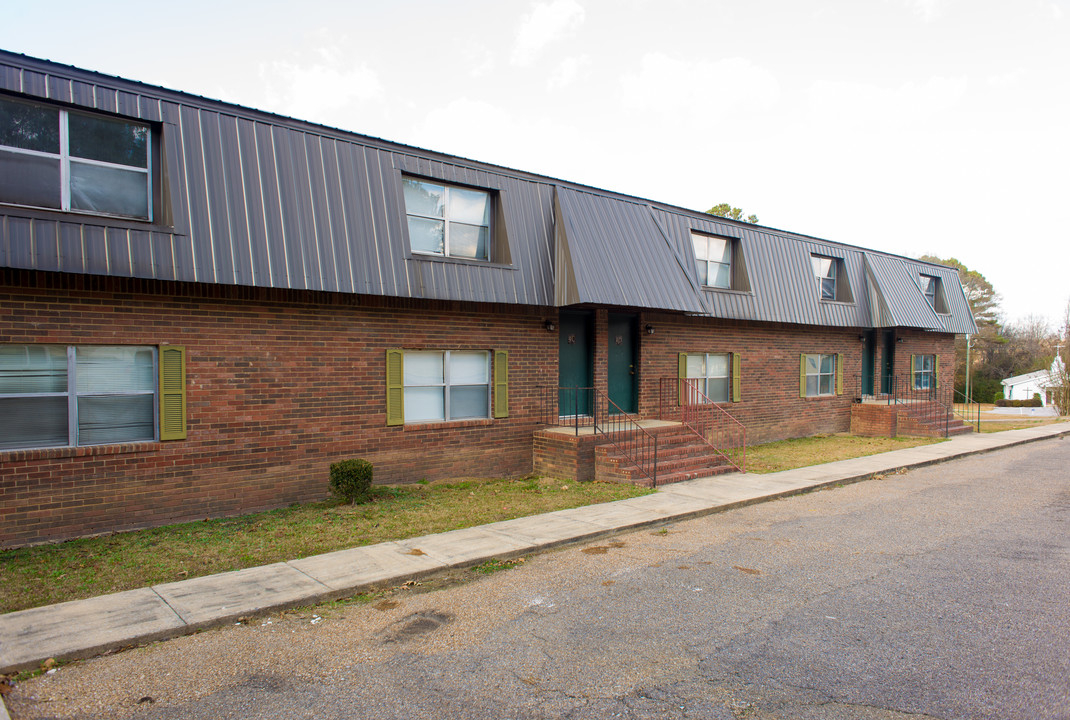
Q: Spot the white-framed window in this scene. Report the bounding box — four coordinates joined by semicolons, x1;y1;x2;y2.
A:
920;274;947;312
811;255;837;300
692;233;733;289
0;94;152;221
403;350;491;422
803;353;836;397
0;344;157;450
684;352;731;403
402;178;491;261
913;354;935;390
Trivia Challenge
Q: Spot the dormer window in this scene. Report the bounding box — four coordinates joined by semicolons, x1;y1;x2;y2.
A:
0;94;152;221
811;254;853;302
691;232;750;291
403;178;491;261
920;274;948;313
812;256;837;300
692;233;731;288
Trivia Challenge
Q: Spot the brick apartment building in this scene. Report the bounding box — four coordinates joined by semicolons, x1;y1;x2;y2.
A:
0;51;975;546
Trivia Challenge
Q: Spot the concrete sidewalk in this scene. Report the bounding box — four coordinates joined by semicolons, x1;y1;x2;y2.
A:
2;423;1068;676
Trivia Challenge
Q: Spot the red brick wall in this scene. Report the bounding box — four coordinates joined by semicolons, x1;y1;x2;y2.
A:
635;312;956;445
0;271;557;546
0;271;959;546
850;404;897;437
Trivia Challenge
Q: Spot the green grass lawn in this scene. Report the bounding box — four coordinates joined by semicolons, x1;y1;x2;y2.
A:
744;433;940;474
5;428;1021;615
0;476;649;614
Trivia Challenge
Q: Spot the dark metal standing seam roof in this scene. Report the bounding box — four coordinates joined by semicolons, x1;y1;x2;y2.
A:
0;50;978;334
0;52;557;307
863;253;953;330
552;187;706;313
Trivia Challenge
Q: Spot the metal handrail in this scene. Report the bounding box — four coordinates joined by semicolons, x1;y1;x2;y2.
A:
867;373;960;437
537;385;659;486
953;389;982;433
590;388;659;487
658;378;746;472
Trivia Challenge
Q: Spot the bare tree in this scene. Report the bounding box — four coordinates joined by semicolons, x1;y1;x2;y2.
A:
1049;302;1070;416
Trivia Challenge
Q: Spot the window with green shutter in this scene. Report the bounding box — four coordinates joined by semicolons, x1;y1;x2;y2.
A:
802;353;837;397
158;345;186;440
0;343;177;449
678;352;739;404
387;349;506;425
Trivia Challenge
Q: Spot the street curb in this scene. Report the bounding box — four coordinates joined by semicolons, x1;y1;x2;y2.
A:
2;425;1067;677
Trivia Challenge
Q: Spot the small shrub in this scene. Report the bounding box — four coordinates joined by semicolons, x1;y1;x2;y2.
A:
329;459;373;504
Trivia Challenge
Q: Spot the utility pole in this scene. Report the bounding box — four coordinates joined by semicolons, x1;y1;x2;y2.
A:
965;334;972;405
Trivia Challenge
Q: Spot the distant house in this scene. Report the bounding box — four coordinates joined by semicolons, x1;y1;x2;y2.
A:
1002;356;1066;406
0;51;976;547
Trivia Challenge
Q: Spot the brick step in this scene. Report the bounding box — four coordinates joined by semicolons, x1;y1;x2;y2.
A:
598;451;728;476
596;447;732;484
603;431;737;454
606;463;738;489
595;439;720;462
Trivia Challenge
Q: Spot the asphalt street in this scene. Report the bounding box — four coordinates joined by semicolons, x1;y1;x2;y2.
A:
10;436;1070;720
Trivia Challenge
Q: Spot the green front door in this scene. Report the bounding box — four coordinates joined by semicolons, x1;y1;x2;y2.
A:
861;330;876;396
607;313;637;414
558;311;593;416
881;330;895;393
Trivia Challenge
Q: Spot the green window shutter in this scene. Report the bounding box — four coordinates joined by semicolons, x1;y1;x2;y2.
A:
386;349;404;426
494;350;509;418
934;355;939;387
910;354;916;376
800;355;808;398
836;353;843;395
158;345;187;441
731;352;742;402
678;353;687;405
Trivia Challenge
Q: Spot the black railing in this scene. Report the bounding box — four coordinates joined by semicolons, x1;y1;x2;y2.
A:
953;389;982;433
850;372;966;438
538;386;659;486
657;378;746;472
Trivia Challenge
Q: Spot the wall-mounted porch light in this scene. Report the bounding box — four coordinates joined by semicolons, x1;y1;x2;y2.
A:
645;324;655;335
544;319;557;332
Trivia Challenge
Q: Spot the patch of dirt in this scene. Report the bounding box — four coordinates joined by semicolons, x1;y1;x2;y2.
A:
582;541;626;555
381;611;453;644
733;566;761;575
373;599;401;611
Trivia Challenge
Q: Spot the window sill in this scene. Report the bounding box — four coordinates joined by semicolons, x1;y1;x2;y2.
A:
701;286;753;296
803;394;840;401
817;299;855;306
0;441;162;462
403;418;495;431
0;204;184;236
407;254;516;271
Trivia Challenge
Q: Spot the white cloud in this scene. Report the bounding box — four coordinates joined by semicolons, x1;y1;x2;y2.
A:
987;69;1024;88
511;0;586;67
465;46;496;78
258;49;382;130
906;0;947;22
619;54;781;117
548;55;591;90
806;76;968;130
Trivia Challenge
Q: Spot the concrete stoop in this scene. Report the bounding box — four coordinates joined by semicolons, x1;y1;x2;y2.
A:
852;400;974;438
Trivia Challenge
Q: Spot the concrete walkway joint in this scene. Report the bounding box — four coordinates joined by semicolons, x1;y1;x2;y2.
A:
2;423;1068;677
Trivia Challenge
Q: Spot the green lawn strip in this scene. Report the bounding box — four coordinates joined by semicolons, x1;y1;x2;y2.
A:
744;433;940;474
0;476;648;614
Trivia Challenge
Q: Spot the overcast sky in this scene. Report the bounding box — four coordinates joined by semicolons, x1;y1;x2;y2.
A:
3;0;1068;328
